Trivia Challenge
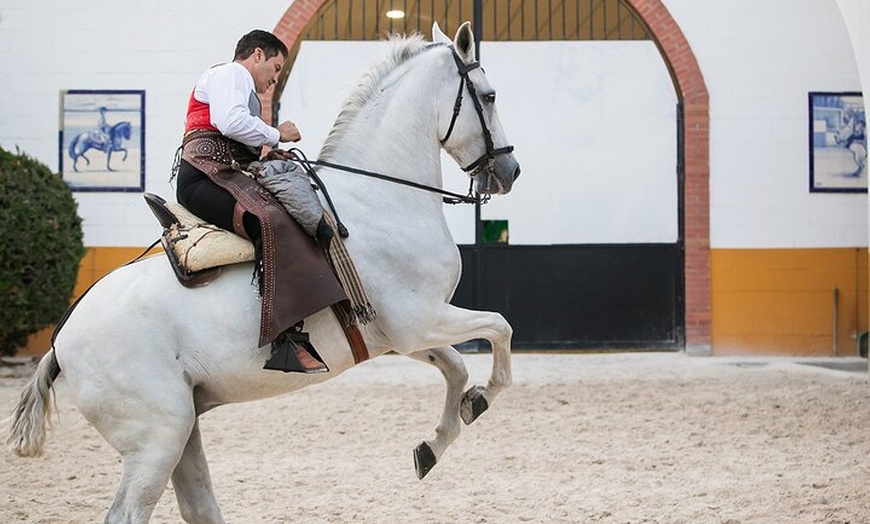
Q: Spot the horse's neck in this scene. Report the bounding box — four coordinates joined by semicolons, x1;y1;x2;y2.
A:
326;100;446;212
321;98;458;267
327;52;448;194
332;133;442;190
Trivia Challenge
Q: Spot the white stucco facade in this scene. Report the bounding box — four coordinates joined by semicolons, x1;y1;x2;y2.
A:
0;0;865;250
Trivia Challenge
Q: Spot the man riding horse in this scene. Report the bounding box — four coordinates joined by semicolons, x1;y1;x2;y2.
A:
8;25;520;521
174;29;344;374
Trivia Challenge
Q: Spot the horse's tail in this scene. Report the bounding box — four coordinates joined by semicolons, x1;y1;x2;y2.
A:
5;349;61;457
68;135;78;159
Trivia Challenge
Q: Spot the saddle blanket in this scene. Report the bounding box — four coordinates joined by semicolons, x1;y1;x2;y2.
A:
161;199;255;273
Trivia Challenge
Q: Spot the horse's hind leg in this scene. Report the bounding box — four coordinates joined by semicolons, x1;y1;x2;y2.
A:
407;346;469;479
77;384;196;523
100;411;195;523
171;418;225;524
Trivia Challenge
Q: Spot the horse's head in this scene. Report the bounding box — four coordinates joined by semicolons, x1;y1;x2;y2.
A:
112;121;132;141
434;22;520;196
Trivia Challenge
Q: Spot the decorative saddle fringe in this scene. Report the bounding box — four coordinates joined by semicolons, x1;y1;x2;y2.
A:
320;211;377;326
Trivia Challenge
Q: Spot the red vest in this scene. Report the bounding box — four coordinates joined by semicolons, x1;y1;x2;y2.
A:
185;91;218;133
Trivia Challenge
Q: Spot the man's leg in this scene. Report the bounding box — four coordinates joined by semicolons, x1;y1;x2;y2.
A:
176;160;327;374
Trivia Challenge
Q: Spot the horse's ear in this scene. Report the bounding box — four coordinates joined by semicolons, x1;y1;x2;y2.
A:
453;21;476;63
432;22;451;45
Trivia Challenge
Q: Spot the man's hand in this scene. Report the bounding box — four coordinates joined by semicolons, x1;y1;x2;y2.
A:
277;120;302;143
263;148;296;161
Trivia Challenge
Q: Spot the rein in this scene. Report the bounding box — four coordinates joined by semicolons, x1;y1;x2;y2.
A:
290;148;480;240
292;150;481;205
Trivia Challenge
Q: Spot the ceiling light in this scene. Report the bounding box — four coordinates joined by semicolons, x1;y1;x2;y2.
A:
386;10;405;19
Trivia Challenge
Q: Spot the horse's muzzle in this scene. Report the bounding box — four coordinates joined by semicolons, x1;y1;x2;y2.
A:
477;154;520;195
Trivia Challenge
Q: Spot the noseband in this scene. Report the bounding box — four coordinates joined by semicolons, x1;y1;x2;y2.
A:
440;47;515;177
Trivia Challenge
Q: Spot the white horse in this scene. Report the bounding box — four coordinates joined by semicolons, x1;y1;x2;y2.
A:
7;22;520;524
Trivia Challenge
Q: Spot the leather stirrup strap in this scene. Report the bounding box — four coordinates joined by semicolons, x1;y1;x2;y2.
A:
232;203;250;240
331;303;369;364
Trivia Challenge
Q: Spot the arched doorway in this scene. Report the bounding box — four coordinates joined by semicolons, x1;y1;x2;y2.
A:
270;0;710;353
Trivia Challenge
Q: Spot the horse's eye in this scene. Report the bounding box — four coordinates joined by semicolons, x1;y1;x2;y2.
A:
483;93;496;104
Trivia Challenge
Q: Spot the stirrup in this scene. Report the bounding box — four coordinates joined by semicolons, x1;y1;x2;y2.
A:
264;330;329;374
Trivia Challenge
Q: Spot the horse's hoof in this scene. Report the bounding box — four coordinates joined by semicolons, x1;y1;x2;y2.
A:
414;441;437;480
460;385;489;425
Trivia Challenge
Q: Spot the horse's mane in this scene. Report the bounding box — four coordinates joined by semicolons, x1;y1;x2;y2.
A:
320;33;433;159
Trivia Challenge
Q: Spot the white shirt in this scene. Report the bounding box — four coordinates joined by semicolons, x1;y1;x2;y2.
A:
192;62;280;147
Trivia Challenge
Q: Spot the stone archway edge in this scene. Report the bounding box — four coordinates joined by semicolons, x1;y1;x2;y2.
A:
626;0;711;354
270;0;712;354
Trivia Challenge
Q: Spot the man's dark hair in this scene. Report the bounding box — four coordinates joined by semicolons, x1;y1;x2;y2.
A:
234;30;288;61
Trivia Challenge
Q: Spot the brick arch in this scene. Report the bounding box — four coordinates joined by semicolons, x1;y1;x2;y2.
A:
626;0;710;354
264;0;333;123
270;0;711;354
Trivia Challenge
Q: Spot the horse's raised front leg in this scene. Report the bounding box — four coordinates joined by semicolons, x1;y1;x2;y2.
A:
407;346;469;479
436;306;511;422
171;418;225;524
405;305;512;423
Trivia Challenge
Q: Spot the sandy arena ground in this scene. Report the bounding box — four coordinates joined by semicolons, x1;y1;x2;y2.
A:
2;352;869;524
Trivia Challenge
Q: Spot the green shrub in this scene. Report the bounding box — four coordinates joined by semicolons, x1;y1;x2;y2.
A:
0;146;85;356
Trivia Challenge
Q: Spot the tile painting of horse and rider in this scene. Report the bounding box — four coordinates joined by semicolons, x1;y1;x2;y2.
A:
59;89;144;192
809;91;867;193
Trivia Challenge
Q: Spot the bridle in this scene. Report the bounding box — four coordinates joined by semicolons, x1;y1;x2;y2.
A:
439;46;515;178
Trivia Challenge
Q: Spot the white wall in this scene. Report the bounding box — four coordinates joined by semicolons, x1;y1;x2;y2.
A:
834;0;869;121
284;40;677;245
664;0;867;249
0;0;291;246
0;0;865;251
480;41;677;245
835;0;870;286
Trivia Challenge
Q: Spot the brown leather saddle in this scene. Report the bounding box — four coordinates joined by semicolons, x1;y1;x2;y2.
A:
143;193;369;365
